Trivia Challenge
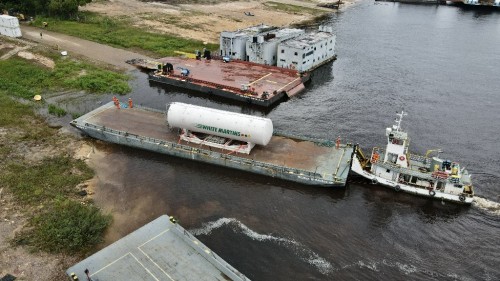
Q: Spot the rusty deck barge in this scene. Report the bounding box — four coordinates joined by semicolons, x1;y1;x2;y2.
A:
148;57;309;107
71;102;354;187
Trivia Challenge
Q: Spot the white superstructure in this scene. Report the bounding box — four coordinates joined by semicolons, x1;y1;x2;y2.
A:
167;102;273;154
351;111;474;204
277;26;336;72
219;24;276;61
246;28;304;65
0;15;22;38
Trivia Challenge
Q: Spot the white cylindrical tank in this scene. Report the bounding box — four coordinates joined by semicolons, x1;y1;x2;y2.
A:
167;102;273;146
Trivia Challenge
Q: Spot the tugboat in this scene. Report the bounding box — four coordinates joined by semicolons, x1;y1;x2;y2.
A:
352;111;474;204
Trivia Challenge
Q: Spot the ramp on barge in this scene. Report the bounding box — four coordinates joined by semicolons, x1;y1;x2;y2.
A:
149;57;308;107
66;215;250;281
71;102;354;186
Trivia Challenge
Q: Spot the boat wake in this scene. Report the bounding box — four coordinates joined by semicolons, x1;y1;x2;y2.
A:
189;217;333;275
473;197;500;216
339;259;476;280
340;259;417;275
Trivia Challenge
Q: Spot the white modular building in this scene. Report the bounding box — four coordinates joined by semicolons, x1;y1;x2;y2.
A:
246;28;304;65
220;24;276;61
277;26;336;73
494;0;500;6
0;15;22;38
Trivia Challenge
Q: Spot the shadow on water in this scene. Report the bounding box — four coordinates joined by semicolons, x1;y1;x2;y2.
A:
457;5;500;16
104;142;350;201
148;78;277;115
353;183;469;221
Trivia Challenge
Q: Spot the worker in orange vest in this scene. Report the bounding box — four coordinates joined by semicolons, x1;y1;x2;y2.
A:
128;98;133;108
113;96;120;109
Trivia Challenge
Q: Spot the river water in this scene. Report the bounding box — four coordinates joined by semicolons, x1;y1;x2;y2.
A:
74;1;500;280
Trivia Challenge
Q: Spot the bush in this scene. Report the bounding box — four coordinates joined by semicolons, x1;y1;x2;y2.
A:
20;200;112;253
48;104;67;117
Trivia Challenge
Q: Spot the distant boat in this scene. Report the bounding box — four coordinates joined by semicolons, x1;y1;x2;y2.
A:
352;111;474;204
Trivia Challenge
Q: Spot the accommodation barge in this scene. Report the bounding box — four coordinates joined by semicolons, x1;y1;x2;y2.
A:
148;57;308;107
71;102;354;187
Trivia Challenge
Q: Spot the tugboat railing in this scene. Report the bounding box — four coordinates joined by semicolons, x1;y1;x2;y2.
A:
373;160;434;180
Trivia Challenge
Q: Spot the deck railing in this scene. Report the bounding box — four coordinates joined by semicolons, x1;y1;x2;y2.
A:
81;122;347;183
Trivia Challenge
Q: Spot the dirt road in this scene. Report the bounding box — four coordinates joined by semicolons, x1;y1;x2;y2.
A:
21;25;150;70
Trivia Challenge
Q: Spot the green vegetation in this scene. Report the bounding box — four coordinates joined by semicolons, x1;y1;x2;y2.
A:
2;156;93;204
0;95;112;253
0;57;113;253
0;92;55;142
0;56;130;99
0;0;92;19
263;1;325;15
33;12;219;57
25;200;111;253
48;104;67;117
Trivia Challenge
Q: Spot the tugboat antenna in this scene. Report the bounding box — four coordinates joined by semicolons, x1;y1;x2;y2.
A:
394;110;407;131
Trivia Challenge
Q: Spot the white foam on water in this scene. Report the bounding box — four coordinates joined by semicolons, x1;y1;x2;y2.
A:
394;262;417;275
189;217;334;275
341;259;417;275
307;255;334;275
473;196;500;216
357;260;379;271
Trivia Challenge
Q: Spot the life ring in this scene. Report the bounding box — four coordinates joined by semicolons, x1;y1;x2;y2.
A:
399;155;406;161
394;185;401;192
372;178;378;185
459;194;466;202
429;190;436;197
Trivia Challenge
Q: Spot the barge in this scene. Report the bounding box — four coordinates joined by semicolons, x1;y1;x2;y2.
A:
148;57;308;107
71;102;354;187
66;215;250;281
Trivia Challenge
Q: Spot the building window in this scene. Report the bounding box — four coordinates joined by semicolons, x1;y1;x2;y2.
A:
294;52;298;56
281;49;284;53
302;54;305;58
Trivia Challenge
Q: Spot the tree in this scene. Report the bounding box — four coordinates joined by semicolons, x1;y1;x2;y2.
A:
1;0;92;18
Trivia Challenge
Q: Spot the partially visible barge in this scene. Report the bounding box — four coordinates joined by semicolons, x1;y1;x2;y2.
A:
149;57;308;107
71;102;354;187
66;215;250;281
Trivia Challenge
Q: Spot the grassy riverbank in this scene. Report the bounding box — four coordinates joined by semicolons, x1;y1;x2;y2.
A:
0;91;112;254
0;55;130;99
33;12;218;57
0;48;116;255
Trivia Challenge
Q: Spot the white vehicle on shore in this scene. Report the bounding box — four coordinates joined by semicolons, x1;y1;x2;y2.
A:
352;111;474;204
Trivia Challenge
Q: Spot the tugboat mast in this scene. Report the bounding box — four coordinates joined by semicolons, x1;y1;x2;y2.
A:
394;111;407;132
